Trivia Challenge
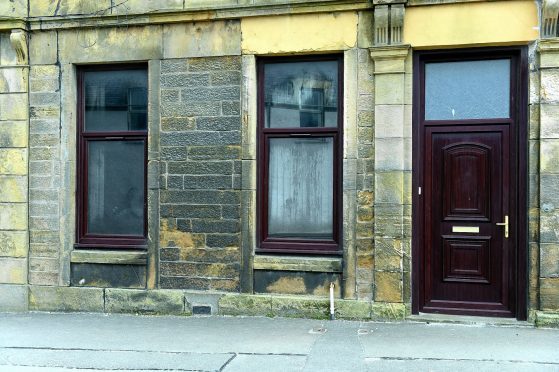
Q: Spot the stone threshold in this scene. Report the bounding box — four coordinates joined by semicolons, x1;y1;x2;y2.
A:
407;313;534;328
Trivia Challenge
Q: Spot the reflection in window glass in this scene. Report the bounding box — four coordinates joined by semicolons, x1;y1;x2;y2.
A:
84;70;148;132
87;140;145;235
264;61;338;128
268;137;333;239
425;59;510;120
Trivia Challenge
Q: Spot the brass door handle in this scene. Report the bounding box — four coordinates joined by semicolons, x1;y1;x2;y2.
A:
496;215;509;238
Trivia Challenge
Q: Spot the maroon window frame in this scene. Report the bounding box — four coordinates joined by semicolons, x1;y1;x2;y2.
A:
75;64;148;249
257;55;343;255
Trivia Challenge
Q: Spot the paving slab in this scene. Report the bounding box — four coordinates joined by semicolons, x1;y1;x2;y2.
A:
0;313;558;372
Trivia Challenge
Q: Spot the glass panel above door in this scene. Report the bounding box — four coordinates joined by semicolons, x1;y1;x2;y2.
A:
425;59;510;120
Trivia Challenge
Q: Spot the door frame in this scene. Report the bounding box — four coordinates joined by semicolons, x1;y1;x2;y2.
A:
411;46;528;320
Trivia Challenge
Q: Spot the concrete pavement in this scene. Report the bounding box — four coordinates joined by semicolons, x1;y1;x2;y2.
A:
0;312;558;371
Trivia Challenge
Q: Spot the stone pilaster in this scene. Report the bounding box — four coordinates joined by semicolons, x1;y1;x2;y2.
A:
0;29;29;293
370;45;411;304
538;40;559;311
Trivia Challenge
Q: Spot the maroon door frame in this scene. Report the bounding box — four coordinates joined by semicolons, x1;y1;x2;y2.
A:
412;47;528;320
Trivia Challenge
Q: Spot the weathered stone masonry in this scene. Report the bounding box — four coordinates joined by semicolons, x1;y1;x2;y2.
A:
159;56;243;292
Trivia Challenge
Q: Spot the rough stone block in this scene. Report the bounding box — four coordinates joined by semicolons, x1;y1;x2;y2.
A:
541;243;559;277
58;26;163;63
271;295;330;319
29;31;58;65
0;0;27;18
30;65;59;80
0;121;27;148
375;74;405;105
0;258;27;284
0;284;27;311
30;92;60;106
196;116;241;131
535;311;559;328
105;288;185;314
370;302;407;320
218;293;272;316
163;21;241;59
188;56;241;72
112;0;182;15
0;231;28;258
541;278;559;310
161;102;221;118
29;286;104;312
540;104;559;139
375;172;404;204
181;86;240;103
29;0;111;16
161;262;239;279
374;271;402;303
0;94;28;120
376;138;404;171
161;59;189;74
335;299;371;319
0;34;17;65
0;176;27;203
541;69;559;103
541;140;559;173
0;203;27;230
0;68;27;93
375;105;405;138
541;208;559;243
28;271;59;286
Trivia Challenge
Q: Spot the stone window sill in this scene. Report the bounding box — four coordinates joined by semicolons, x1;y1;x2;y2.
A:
253;255;342;273
70;250;147;265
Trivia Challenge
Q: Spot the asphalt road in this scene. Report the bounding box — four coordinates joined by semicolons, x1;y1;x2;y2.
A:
0;312;558;371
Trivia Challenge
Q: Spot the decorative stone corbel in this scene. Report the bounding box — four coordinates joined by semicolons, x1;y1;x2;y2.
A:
9;29;28;65
542;0;559;38
373;1;407;46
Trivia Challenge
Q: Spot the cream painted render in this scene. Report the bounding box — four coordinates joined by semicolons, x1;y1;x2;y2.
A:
241;12;358;54
404;0;539;48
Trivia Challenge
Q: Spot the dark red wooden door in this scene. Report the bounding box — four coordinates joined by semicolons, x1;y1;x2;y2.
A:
413;48;528;319
423;126;513;316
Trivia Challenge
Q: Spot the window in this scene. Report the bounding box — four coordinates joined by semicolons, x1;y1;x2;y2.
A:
257;56;343;254
76;65;148;248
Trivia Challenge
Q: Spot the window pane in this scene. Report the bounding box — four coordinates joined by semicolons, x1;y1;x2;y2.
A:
425;59;510;120
264;61;338;128
84;70;148;132
268;137;333;239
87;140;145;235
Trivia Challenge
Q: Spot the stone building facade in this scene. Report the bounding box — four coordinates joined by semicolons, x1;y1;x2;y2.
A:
0;0;557;326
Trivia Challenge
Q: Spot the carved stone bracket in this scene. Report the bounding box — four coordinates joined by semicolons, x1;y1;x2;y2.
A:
369;44;410;74
373;1;407;46
543;0;559;38
9;29;28;65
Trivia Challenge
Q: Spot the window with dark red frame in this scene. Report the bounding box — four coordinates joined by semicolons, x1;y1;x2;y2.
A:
257;56;343;255
76;65;148;249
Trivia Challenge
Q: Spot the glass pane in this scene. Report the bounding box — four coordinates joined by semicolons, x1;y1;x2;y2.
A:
268;137;333;239
87;140;145;235
425;59;510;120
84;70;148;132
264;61;338;128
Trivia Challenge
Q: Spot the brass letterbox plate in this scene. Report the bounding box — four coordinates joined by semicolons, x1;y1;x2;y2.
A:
452;226;479;233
